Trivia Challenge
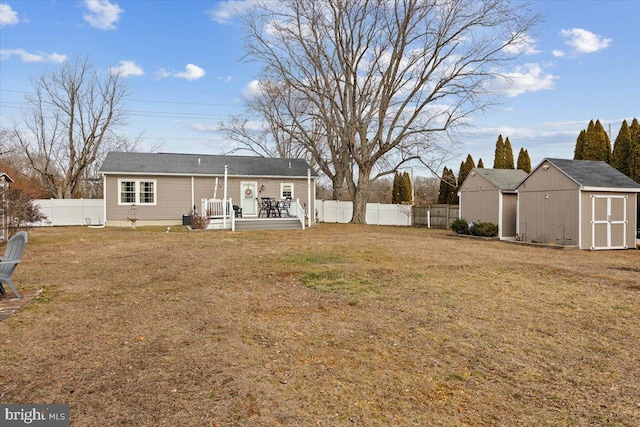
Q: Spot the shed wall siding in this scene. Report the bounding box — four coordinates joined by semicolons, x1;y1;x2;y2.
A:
518;189;579;245
459;173;499;225
518;160;580;192
460;190;499;225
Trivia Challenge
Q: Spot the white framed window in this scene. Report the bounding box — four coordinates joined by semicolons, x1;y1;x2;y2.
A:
280;183;294;199
118;179;157;205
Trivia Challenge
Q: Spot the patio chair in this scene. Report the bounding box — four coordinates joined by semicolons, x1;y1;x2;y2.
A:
0;231;28;299
280;197;292;217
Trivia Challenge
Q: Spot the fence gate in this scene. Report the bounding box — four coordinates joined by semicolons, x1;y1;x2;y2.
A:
412;204;459;229
591;195;627;250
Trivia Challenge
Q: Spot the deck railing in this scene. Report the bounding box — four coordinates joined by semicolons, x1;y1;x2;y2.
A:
201;198;235;230
294;199;305;229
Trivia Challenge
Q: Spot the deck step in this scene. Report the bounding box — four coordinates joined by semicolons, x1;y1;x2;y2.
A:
235;218;302;231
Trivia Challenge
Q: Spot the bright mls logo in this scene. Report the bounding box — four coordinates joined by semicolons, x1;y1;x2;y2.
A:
1;405;69;426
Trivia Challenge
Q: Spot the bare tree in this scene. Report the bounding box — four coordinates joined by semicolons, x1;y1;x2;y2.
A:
11;57;129;198
241;0;540;223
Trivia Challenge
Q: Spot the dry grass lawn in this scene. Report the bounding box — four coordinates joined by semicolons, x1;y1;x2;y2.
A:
1;224;639;426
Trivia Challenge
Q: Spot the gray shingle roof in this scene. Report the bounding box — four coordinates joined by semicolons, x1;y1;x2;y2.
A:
473;168;529;191
99;152;318;178
545;158;640;189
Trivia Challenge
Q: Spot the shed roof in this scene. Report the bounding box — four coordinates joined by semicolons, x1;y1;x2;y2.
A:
99;152;318;178
471;168;529;191
543;158;640;190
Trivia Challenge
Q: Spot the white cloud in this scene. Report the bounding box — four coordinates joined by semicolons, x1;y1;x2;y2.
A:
207;0;254;24
242;80;263;100
487;63;557;98
154;68;172;79
155;64;206;81
559;28;611;54
503;34;540;55
552;50;565;58
0;48;67;63
174;64;205;81
0;3;19;26
83;0;124;30
109;60;144;77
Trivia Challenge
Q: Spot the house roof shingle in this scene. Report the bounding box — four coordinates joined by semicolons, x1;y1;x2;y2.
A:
472;168;529;191
99;152;319;178
545;158;640;189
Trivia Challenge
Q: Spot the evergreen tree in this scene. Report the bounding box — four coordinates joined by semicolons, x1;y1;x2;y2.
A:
457;154;475;191
392;172;403;204
612;120;632;177
576;120;612;162
517;148;532;173
574;129;587;159
402;171;413;203
437;167;450;204
493;135;505;168
437;167;457;204
629;118;640;146
477;158;484;168
595;119;612;163
504;137;515;169
629;118;640;183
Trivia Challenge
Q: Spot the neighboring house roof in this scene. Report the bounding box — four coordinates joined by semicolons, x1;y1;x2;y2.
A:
0;172;14;183
99;152;319;178
471;168;528;191
543;158;640;190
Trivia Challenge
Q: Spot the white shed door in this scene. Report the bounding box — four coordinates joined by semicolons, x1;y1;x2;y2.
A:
591;195;627;250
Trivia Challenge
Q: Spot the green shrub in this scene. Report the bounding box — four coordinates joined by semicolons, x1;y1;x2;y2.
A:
469;222;498;237
450;218;470;234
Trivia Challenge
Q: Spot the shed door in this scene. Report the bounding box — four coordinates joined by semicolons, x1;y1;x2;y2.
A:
591;195;627;250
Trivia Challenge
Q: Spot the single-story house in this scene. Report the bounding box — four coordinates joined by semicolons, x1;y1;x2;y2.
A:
516;158;640;250
458;168;528;240
98;152;318;230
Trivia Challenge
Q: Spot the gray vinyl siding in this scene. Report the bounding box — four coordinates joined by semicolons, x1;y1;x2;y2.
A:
105;174;313;225
459;173;500;225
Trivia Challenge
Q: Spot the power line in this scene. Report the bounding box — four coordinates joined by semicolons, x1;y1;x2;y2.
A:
0;89;243;108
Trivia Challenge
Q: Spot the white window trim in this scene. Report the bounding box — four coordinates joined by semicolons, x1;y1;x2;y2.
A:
118;179;157;206
280;182;294;199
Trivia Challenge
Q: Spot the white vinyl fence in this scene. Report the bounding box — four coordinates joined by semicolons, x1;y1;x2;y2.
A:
29;199;415;227
33;199;104;226
315;200;413;226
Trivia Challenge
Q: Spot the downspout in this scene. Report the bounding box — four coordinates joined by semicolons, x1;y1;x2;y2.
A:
191;176;195;214
90;173;107;228
223;165;228;229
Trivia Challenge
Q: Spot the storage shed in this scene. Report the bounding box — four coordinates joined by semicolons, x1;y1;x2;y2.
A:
516;158;640;250
458;168;528;240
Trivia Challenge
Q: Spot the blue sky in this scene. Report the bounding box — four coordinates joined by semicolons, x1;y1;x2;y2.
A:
1;0;639;177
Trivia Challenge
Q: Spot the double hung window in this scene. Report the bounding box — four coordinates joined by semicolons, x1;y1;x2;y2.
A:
119;179;156;205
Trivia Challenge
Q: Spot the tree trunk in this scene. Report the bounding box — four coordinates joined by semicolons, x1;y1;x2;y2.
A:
350;167;372;224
